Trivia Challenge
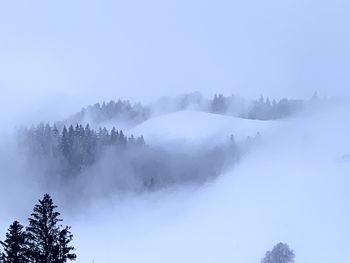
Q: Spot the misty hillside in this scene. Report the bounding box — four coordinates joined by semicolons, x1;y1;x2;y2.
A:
17;93;301;198
2;0;350;262
59;93;312;130
61;99;151;130
131;110;274;145
17;105;259;197
8;92;329;201
2;92;347;263
64;101;350;263
13;94;297;200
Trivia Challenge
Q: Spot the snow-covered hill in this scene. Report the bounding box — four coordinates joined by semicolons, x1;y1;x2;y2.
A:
131;110;280;146
73;103;350;263
2;104;350;263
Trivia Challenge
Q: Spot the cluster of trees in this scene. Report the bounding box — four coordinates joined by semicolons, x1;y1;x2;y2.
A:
17;124;248;194
243;97;304;120
0;194;76;263
210;94;226;113
16;95;265;193
261;243;295;263
60;92;314;129
19;124;145;174
210;94;304;120
147;92;309;120
64;99;150;126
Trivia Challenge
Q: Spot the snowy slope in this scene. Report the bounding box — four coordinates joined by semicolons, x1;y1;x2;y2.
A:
73;103;350;263
131;110;280;146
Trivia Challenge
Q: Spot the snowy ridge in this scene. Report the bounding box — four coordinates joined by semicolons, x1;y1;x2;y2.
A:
131;110;279;146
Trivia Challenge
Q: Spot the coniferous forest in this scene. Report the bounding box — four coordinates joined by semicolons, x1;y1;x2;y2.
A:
18;122;248;194
14;92;320;194
3;92;318;262
19;123;145;174
62;92;316;127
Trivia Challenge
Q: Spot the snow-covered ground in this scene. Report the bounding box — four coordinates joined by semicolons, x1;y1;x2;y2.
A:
71;103;350;263
131;110;280;146
1;104;349;263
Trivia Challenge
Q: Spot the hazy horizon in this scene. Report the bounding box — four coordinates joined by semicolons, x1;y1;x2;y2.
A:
2;0;350;127
1;1;350;262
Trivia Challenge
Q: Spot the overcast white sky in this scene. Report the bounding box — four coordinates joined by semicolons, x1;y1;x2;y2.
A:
1;0;350;126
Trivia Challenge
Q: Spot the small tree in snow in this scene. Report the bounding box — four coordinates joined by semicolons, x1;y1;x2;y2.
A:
261;242;295;263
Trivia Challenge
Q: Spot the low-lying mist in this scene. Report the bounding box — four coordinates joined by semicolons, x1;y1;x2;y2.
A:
1;95;349;263
2;120;251;213
2;0;350;260
70;100;350;263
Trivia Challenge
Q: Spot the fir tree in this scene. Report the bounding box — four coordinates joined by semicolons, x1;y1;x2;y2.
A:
54;227;76;263
211;94;227;113
60;126;70;160
26;194;76;263
0;221;28;263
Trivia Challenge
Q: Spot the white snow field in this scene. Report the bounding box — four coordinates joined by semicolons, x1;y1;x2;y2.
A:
72;103;350;263
131;110;281;147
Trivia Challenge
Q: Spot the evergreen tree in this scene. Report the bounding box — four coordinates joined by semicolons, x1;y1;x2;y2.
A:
60;126;70;160
110;127;118;144
137;136;145;146
54;227;76;263
0;221;28;263
211;94;227;113
26;194;76;263
261;243;295;263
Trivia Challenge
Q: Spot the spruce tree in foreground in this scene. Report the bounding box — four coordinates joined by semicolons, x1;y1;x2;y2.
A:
0;221;28;263
55;227;76;263
26;194;76;263
261;242;295;263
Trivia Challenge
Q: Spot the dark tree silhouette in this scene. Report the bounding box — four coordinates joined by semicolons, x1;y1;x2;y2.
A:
0;221;28;263
54;227;76;263
261;243;295;263
26;194;76;263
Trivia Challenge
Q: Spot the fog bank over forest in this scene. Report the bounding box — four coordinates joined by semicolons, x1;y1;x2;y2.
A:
71;100;350;263
1;92;350;262
1;0;350;262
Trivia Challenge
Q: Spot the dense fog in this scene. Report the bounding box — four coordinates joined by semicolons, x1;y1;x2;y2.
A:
1;94;349;262
1;0;350;262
